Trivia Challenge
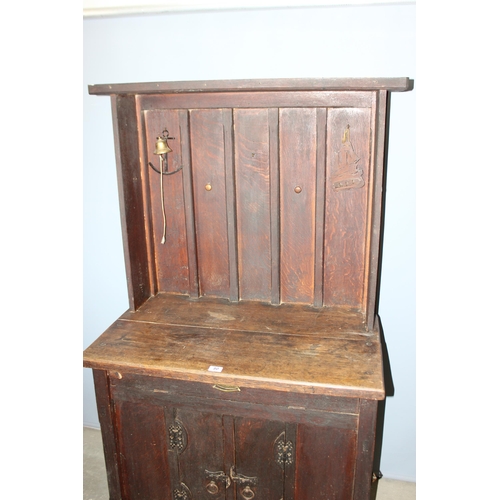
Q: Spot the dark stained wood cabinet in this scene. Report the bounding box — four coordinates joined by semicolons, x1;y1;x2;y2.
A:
84;77;413;500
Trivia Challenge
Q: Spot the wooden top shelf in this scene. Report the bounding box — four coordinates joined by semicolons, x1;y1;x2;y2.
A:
88;77;413;95
83;293;385;400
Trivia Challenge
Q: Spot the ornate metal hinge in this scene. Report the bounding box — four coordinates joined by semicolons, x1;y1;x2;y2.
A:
274;431;294;469
168;418;187;453
173;482;192;500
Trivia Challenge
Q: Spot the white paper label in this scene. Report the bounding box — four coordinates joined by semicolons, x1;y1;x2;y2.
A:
208;365;223;372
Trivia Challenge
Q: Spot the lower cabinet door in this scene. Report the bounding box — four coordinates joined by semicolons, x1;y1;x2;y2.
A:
112;399;360;500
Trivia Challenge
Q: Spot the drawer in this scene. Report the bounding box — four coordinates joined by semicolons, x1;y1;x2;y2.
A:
108;371;360;429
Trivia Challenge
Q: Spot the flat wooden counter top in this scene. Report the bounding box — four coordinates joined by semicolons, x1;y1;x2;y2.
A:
84;293;385;400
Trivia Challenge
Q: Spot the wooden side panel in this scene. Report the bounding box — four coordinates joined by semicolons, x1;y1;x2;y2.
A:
234;109;273;301
233;417;285;499
190;109;232;298
353;399;378;500
294;423;357;500
173;408;226;499
112;95;152;310
92;370;122;500
115;401;170;500
323;108;372;309
279;108;317;304
144;109;190;294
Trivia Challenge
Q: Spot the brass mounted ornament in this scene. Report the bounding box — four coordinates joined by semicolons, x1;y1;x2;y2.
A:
149;128;183;244
332;124;365;190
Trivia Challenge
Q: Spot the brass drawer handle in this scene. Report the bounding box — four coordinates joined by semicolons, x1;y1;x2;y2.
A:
213;384;241;392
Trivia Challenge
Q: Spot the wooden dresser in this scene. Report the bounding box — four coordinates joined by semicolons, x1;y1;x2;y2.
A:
84;78;413;500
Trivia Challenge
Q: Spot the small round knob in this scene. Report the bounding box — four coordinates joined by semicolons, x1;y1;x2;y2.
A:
205;183;212;191
206;481;218;494
241;486;255;499
294;186;302;193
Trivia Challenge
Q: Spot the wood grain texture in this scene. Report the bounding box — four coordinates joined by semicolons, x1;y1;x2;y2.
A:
353;399;378;500
86;78;412;500
139;91;374;111
280;108;317;304
110;372;360;415
295;423;357;499
366;91;389;330
190;109;231;298
112;95;152;310
114;400;170;499
144;109;190;294
234;108;273;301
174;408;226;498
92;370;123;500
233;417;285;498
89;77;413;95
83;295;384;399
323;107;372;309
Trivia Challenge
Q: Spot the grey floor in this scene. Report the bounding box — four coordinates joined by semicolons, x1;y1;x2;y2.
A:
83;427;415;500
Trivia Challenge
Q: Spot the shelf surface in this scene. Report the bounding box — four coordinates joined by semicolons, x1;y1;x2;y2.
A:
83;293;385;399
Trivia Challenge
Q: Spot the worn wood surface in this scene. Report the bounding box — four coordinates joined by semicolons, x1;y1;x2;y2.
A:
111;95;152;310
92;370;122;500
110;86;391;320
86;78;412;500
88;77;413;95
84;294;384;399
107;371;364;499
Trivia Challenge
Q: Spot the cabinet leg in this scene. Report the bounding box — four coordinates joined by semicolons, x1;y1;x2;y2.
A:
92;369;122;500
354;399;379;500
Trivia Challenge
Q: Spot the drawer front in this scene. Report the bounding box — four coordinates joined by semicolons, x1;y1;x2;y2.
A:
109;371;360;429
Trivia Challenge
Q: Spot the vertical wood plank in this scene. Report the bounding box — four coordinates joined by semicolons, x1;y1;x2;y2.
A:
223;415;236;500
114;400;170;499
144;109;190;295
233;417;285;499
92;370;123;500
234;108;272;301
323;107;372;309
353;399;378;500
314;108;327;307
223;110;239;302
190;109;230;298
269;109;281;305
294;423;357;499
179;110;200;297
283;422;297;500
366;91;388;330
175;408;226;498
112;95;152;310
279;108;317;304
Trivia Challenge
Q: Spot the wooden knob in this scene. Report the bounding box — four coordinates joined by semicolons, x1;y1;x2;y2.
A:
294;186;302;193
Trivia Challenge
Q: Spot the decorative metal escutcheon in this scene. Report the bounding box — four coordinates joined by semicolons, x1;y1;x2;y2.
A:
173;482;192;500
274;432;294;469
169;418;187;453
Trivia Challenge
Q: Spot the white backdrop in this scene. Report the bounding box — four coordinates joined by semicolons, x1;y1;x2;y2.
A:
83;3;415;481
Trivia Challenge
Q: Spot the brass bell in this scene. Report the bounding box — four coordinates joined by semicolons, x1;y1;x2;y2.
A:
154;136;172;155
